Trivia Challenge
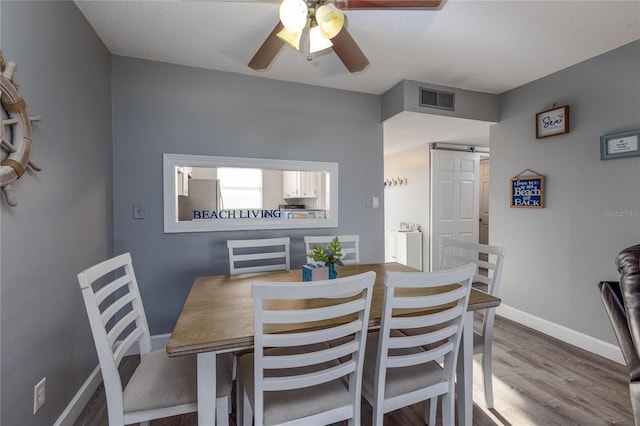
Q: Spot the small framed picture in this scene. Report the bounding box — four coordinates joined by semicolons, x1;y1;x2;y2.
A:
536;105;570;139
510;175;545;209
600;129;640;160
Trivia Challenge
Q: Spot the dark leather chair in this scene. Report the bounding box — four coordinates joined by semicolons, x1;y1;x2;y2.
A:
599;244;640;424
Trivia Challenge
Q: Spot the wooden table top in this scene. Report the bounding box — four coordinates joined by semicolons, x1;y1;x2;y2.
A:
166;262;501;357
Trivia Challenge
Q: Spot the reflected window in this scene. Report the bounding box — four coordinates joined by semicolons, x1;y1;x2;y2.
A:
218;167;262;209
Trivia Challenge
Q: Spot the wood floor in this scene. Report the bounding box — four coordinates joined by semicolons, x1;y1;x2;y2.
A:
74;315;633;425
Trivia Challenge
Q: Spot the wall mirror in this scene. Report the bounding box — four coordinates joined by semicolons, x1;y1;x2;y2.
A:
163;154;339;233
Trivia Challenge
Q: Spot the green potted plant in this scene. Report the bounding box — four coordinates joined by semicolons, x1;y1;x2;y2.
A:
306;237;343;279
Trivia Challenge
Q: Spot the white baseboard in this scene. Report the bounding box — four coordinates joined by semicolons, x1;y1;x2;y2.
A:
497;304;624;365
55;333;172;426
124;333;171;356
53;365;102;426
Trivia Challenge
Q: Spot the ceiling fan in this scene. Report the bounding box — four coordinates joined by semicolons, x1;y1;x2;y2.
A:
248;0;443;73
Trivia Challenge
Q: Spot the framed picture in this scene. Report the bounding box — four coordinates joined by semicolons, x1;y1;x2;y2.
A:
600;129;640;160
510;175;545;208
536;105;570;139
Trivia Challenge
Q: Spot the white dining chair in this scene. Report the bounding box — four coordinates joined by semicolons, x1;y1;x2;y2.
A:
77;252;233;426
439;238;506;408
362;263;476;426
304;235;360;265
237;271;376;426
227;237;291;275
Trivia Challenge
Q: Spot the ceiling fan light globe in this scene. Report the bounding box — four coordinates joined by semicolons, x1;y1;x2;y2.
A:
315;4;344;39
279;0;308;32
277;27;303;50
309;25;334;53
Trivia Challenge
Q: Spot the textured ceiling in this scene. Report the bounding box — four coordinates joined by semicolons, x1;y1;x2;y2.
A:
74;0;640;153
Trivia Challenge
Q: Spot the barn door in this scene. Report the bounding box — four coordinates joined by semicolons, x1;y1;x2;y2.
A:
430;149;480;270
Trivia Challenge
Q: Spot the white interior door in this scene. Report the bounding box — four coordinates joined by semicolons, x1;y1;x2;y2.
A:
430;149;480;270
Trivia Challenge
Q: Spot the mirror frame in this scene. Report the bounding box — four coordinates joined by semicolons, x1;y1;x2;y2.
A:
163;153;339;233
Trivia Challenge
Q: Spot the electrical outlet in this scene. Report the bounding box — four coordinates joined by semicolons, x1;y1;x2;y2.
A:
33;377;46;414
133;204;145;219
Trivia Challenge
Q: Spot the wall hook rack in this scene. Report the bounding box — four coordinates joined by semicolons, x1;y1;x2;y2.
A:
384;177;407;188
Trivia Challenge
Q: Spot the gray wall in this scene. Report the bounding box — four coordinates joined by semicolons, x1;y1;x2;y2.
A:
491;40;640;345
0;1;113;425
112;56;384;334
382;79;499;122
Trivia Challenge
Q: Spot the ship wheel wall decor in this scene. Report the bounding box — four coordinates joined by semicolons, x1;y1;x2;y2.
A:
0;51;42;207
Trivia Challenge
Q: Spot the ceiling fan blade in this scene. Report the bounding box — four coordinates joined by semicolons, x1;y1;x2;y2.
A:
335;0;443;9
248;21;285;70
331;27;369;73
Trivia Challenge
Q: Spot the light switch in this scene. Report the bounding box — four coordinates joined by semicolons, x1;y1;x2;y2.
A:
366;196;380;209
133;204;145;219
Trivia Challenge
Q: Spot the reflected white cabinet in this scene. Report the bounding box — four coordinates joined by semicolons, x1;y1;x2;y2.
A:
283;171;318;198
385;230;423;270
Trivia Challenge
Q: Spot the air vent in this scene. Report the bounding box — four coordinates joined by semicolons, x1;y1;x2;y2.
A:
419;87;455;111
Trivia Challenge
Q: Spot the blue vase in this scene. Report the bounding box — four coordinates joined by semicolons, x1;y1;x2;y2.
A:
328;263;338;279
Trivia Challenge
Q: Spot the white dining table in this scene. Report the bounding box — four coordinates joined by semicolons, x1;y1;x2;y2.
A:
167;262;501;425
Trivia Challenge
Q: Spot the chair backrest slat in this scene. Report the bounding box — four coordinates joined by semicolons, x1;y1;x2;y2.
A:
113;327;145;365
388;324;458;349
385;342;454;369
304;235;360;265
263;361;356;392
389;304;465;330
263;298;365;323
232;252;288;262
107;309;143;348
253;273;368;300
264;320;363;348
227;237;290;275
445;253;498;275
101;291;137;325
390;285;468;309
264;340;358;370
78;253;135;287
94;274;131;305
